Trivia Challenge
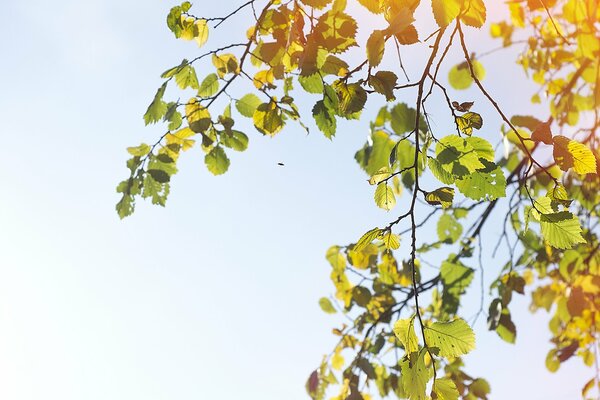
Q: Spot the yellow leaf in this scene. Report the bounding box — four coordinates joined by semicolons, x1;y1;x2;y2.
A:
332;350;344;370
552;135;597;175
195;19;209;47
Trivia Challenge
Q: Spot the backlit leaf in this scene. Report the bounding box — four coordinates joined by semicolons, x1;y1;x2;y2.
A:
423;318;475;357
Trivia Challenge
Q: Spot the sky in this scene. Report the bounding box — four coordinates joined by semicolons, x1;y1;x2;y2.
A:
0;1;592;399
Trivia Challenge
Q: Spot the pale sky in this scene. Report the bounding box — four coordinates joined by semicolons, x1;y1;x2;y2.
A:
0;1;590;399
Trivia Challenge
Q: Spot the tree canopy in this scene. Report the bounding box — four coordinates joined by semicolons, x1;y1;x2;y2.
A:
117;0;600;399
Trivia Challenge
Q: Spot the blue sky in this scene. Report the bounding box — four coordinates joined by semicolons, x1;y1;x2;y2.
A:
0;1;591;399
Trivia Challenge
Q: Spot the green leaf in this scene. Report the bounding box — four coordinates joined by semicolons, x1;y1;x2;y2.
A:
424;318;476;357
236;94;262;118
147;169;170;183
428;158;455;185
313;100;337;138
437;214;463;243
220;130;249;152
448;60;485;90
540;211;586;249
425;187;454;208
436;135;484;177
144;82;168;125
469;379;491;399
354;228;382;252
465;136;495;161
369;71;398;101
393;317;419;354
374;183;396;211
455;161;506;200
334;81;367;115
431;0;462;27
432;378;459;400
298;74;324;94
127;143;151;157
390;103;417;134
174;64;199;90
496;308;516;344
367;30;385;67
318;297;337;314
356;131;396;175
401;350;431;400
198;73;219;97
205;146;230;175
441;259;474;315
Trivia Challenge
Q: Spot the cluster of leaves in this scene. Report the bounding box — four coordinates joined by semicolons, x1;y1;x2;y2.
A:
118;0;600;398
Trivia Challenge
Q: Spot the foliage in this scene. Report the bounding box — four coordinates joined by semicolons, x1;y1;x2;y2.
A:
117;0;600;398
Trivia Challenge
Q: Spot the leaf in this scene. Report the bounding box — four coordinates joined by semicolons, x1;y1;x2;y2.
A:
531;121;553;144
432;378;459;400
369;71;398;101
425;187;454;208
354;228;382;252
236;94;262;118
204;146;230;175
465;136;495;161
552;135;597;174
382;231;401;250
127;143;151;157
431;0;462;27
401;350;431;400
375;183;396;211
428;158;455;185
511;115;543;132
212;53;240;77
357;0;383;13
369;166;392;185
393;317;419;354
174;65;199;90
448;60;485;90
313;100;337;139
455;162;506;200
496;308;516;344
390;103;418;134
186;99;212;132
436;135;484;177
460;0;486;28
469;378;491;399
334;81;367;115
194;19;209;47
367;30;386;67
147;169;170;183
540;211;586;249
144;83;168;125
455;112;483;136
487;298;502;330
253;101;284;136
221;130;249;152
424;318;475;357
198;73;219;97
437;214;463;243
318;297;337;314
